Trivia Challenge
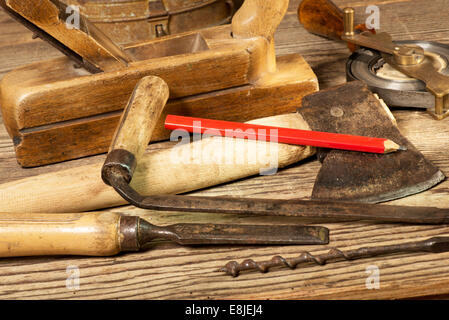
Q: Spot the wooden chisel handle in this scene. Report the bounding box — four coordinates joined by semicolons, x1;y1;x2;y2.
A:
0;212;122;257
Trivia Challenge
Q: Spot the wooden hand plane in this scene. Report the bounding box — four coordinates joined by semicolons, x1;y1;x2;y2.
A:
0;0;318;167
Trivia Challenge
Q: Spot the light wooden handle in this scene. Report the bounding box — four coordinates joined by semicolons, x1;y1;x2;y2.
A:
0;113;315;213
232;0;289;40
104;76;169;183
0;212;121;257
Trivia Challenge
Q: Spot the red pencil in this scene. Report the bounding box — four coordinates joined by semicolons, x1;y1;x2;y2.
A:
164;115;406;154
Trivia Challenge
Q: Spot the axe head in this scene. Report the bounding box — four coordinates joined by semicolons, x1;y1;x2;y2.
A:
298;81;445;203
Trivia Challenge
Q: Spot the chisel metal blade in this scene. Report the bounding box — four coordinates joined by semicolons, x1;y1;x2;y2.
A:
139;221;330;246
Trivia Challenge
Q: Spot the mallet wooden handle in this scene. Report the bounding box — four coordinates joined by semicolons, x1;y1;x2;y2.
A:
0;115;315;213
0;212;122;257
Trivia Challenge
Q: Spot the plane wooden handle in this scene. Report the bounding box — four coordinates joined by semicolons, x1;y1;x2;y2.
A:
0;212;122;257
298;0;345;40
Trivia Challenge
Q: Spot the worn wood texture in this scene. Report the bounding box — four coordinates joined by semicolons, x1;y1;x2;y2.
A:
298;0;345;40
1;0;449;299
2;0;131;71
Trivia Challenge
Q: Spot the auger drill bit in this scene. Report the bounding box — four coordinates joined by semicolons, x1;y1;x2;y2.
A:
219;237;449;277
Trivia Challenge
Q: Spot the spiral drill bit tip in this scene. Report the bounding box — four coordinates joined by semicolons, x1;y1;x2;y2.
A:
219;237;449;277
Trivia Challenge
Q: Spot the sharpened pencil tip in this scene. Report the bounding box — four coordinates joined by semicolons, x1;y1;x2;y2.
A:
398;145;407;151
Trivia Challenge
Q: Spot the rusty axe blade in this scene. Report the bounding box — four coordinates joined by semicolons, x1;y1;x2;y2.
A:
298;81;445;203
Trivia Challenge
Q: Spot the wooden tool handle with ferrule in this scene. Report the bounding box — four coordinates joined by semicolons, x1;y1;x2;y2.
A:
0;212;123;257
109;76;169;161
102;76;169;184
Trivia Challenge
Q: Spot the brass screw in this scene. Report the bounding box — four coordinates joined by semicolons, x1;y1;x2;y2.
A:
343;7;355;37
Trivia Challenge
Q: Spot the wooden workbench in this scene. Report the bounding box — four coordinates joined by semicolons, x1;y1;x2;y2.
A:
1;0;449;300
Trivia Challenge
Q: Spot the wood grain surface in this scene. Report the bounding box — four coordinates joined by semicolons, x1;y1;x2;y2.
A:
1;0;449;299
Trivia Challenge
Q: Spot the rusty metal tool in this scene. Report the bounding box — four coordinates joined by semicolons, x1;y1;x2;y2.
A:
298;0;449;120
102;195;449;225
299;82;444;203
0;212;328;258
219;237;449;277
